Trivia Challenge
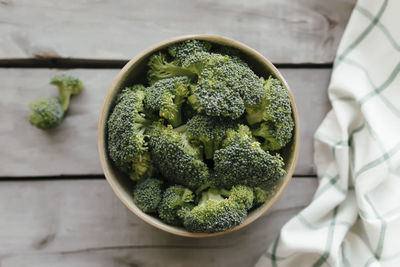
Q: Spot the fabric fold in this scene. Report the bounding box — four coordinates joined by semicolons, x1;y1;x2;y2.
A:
256;0;400;266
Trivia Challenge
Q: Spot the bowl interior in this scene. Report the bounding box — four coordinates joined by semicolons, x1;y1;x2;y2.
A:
98;35;299;237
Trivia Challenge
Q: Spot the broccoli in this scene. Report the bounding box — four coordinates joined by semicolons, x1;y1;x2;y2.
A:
148;123;209;190
133;178;164;213
252;119;294;151
213;125;286;189
51;74;83;111
144;76;190;127
107;85;153;181
168;39;212;64
147;53;197;85
29;97;64;129
148;51;264;119
246;76;294;151
181;186;253;233
185;114;237;159
106;40;295;233
253;187;271;207
158;185;194;225
29;74;83;130
229;185;255;210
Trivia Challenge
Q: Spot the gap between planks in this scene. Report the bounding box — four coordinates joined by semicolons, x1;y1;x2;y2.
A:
0;175;316;181
0;58;334;69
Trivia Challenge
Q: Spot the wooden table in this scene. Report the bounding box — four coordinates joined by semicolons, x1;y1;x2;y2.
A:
0;0;356;266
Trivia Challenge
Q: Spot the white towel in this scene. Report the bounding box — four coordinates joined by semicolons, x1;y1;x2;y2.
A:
256;0;400;266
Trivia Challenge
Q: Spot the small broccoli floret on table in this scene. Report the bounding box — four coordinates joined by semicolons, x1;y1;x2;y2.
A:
133;178;164;213
158;185;194;225
148;123;209;190
246;76;294;151
107;85;153;181
29;74;83;130
144;76;190;127
213;125;286;189
29;97;64;129
181;186;253;233
51;74;83;111
185;114;237;159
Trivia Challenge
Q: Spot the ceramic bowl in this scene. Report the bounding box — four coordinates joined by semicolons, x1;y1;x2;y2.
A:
98;34;299;237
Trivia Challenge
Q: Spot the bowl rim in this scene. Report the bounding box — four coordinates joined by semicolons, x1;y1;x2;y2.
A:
98;34;300;237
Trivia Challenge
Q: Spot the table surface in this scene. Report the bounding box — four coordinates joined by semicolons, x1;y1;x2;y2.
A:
0;0;356;266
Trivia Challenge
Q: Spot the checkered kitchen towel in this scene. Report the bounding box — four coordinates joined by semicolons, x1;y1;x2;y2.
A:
256;0;400;266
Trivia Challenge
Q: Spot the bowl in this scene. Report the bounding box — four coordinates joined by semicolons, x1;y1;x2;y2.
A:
98;34;299;237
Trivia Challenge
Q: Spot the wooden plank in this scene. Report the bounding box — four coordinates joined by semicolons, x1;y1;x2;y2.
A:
0;68;330;177
0;177;317;267
0;0;355;63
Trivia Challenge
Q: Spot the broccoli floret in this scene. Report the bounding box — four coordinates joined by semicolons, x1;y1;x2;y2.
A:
253;120;294;151
50;74;83;111
181;186;253;233
147;53;197;85
246;77;294;151
168;40;212;64
29;97;64;129
147;51;264;119
186;114;237;159
29;74;83;130
229;185;255;210
158;185;194;225
107;85;153;181
253;187;271;207
213;125;286;189
184;52;264;119
145;76;190;127
148;123;209;190
133;178;164;213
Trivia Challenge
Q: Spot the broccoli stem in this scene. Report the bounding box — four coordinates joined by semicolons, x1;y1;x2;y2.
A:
59;89;72;111
198;188;224;207
174;124;187;133
203;142;214;160
169;112;181;127
151;64;197;84
245;109;264;125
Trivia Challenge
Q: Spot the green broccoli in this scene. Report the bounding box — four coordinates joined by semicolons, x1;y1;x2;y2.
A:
144;76;190;127
168;39;212;64
148;51;264;119
107;85;153;181
246;76;294;151
106;40;295;233
29;97;64;129
253;120;294;151
185;114;237;159
148;123;209;190
133;178;164;213
181;186;253;233
51;74;83;111
29;74;83;130
147;53;197;85
158;185;194;225
213;125;286;189
253;187;271;207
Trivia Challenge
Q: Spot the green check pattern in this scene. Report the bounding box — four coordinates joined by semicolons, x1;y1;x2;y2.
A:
256;0;400;266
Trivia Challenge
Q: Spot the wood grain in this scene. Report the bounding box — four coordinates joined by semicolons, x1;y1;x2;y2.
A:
0;68;331;177
0;0;355;63
0;178;317;267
